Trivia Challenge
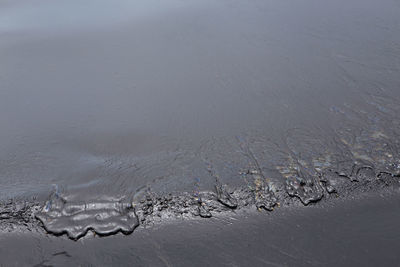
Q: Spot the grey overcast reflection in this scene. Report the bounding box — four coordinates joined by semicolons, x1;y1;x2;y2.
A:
1;0;400;265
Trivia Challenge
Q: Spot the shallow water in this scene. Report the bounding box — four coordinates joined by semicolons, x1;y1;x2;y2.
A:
1;0;400;238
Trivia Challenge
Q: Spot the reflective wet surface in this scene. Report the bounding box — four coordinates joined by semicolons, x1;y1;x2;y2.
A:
1;0;400;240
2;192;400;266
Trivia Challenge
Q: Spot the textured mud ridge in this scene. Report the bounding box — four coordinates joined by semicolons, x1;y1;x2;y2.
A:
2;96;400;239
0;199;41;233
35;193;139;240
2;165;398;240
1;93;400;239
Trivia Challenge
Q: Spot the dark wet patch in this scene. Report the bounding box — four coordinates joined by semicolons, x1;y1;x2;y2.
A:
35;194;139;240
318;170;338;194
1;165;400;240
352;165;376;182
215;183;238;209
24;164;398;240
253;179;278;211
285;176;324;205
197;200;212;218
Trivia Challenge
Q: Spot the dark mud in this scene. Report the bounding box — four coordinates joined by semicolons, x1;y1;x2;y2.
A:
2;0;400;199
1;163;398;239
35;197;139;240
0;199;41;233
1;0;400;261
1;191;400;266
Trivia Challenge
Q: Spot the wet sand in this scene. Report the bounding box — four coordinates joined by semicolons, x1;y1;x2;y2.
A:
1;0;400;262
1;0;400;200
1;191;400;266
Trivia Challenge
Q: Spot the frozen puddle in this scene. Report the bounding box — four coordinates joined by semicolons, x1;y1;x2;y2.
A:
35;193;139;240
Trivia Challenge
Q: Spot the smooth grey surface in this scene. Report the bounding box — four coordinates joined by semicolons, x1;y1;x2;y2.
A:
1;0;400;201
